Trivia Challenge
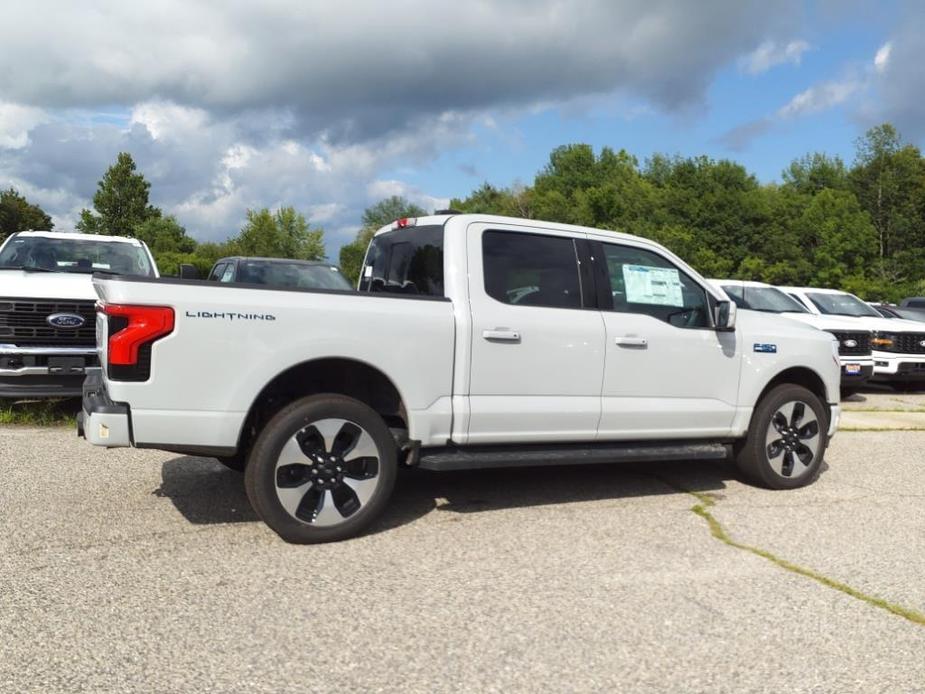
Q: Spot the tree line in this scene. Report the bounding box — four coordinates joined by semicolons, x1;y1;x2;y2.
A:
2;123;924;301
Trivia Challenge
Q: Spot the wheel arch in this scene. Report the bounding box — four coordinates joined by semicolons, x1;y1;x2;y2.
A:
750;366;833;435
234;357;409;457
757;366;830;406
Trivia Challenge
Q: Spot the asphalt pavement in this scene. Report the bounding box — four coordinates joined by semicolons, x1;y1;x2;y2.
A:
1;423;924;693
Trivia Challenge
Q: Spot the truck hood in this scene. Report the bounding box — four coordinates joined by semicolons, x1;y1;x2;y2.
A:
783;313;875;332
803;314;925;333
0;269;98;301
737;309;832;341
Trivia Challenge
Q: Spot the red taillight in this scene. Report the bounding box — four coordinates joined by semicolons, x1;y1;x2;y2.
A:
100;303;174;365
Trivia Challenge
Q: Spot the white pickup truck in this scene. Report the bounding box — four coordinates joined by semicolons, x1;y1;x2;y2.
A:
79;214;841;543
0;231;158;398
781;286;925;383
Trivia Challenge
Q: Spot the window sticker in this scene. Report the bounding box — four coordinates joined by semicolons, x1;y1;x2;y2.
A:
622;264;684;307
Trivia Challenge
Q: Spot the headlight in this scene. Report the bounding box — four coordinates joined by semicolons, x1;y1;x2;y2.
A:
830;337;840;363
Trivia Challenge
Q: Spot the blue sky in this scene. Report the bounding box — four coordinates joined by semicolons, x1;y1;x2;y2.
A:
0;1;921;256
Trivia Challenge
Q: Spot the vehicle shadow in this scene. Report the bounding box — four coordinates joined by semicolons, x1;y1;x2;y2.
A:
158;456;739;534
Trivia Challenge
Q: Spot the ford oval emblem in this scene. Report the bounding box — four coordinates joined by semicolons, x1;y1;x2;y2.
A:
47;313;86;329
843;339;857;348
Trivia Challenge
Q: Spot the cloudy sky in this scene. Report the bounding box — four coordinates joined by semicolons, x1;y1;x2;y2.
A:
0;0;920;255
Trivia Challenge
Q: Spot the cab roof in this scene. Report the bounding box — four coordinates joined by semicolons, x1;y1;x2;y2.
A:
708;278;774;289
10;230;144;245
373;213;660;247
216;256;336;266
778;286;850;295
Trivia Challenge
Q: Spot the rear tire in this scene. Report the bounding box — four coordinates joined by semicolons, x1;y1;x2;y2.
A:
244;394;397;544
735;384;828;490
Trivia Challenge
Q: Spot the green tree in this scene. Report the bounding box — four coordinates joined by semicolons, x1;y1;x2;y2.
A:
0;188;53;241
231;207;325;260
338;196;426;284
849;124;925;264
77;152;160;236
782;153;850;194
134;215;196;254
133;216;201;275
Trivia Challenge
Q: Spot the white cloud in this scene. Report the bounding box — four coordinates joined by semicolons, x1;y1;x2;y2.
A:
130;101;209;140
367;180;450;214
776;78;861;119
874;42;892;74
0;1;800;138
740;40;811;75
0;103;48;149
0;0;810;253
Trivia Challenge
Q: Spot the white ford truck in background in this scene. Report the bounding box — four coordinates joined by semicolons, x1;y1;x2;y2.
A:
781;286;925;384
711;280;874;390
79;214;841;543
0;231;158;398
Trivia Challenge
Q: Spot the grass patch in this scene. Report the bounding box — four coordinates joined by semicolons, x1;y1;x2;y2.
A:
845;408;925;413
0;398;80;426
659;479;925;628
840;427;925;432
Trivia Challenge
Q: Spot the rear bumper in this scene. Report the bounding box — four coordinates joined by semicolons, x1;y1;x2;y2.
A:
0;345;99;398
78;370;132;447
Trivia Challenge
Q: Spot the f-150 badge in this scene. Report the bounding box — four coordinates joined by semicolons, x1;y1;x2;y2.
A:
753;343;777;353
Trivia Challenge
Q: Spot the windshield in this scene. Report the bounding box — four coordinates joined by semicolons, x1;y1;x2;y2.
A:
722;285;808;313
807;291;881;317
237;261;352;290
0;235;154;277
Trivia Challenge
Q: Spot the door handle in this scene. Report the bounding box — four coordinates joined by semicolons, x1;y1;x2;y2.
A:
483;329;521;342
614;336;647;348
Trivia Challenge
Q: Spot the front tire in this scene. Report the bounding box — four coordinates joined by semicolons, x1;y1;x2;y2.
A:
244;394;397;544
735;384;828;489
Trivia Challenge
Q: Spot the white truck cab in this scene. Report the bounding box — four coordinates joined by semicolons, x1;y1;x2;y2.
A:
712;280;873;388
79;214;841;543
780;286;925;383
0;230;158;398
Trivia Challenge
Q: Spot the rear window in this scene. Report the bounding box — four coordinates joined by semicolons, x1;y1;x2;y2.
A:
359;225;444;296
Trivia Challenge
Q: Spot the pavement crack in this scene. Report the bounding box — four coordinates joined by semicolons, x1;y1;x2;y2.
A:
653;475;925;628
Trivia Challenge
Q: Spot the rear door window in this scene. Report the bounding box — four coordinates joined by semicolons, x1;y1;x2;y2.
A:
482;230;584;309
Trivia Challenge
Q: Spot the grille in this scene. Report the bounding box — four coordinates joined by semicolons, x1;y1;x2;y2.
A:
881;332;925;355
0;297;96;346
827;330;872;356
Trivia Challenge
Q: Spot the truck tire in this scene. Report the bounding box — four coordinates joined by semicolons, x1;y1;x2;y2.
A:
734;384;828;490
244;394;397;544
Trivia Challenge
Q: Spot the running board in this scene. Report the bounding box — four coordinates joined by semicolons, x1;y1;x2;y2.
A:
417;441;730;472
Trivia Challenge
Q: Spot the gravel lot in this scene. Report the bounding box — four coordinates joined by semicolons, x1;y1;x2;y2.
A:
2;412;924;693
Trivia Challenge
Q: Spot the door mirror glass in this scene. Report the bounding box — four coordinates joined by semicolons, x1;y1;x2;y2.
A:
714;300;736;331
178;263;201;280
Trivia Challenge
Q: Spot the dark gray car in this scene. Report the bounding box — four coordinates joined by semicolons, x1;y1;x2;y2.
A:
207;257;353;291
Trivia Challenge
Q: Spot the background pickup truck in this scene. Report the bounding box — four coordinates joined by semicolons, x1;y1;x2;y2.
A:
0;230;158;398
205;256;352;291
80;213;841;543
